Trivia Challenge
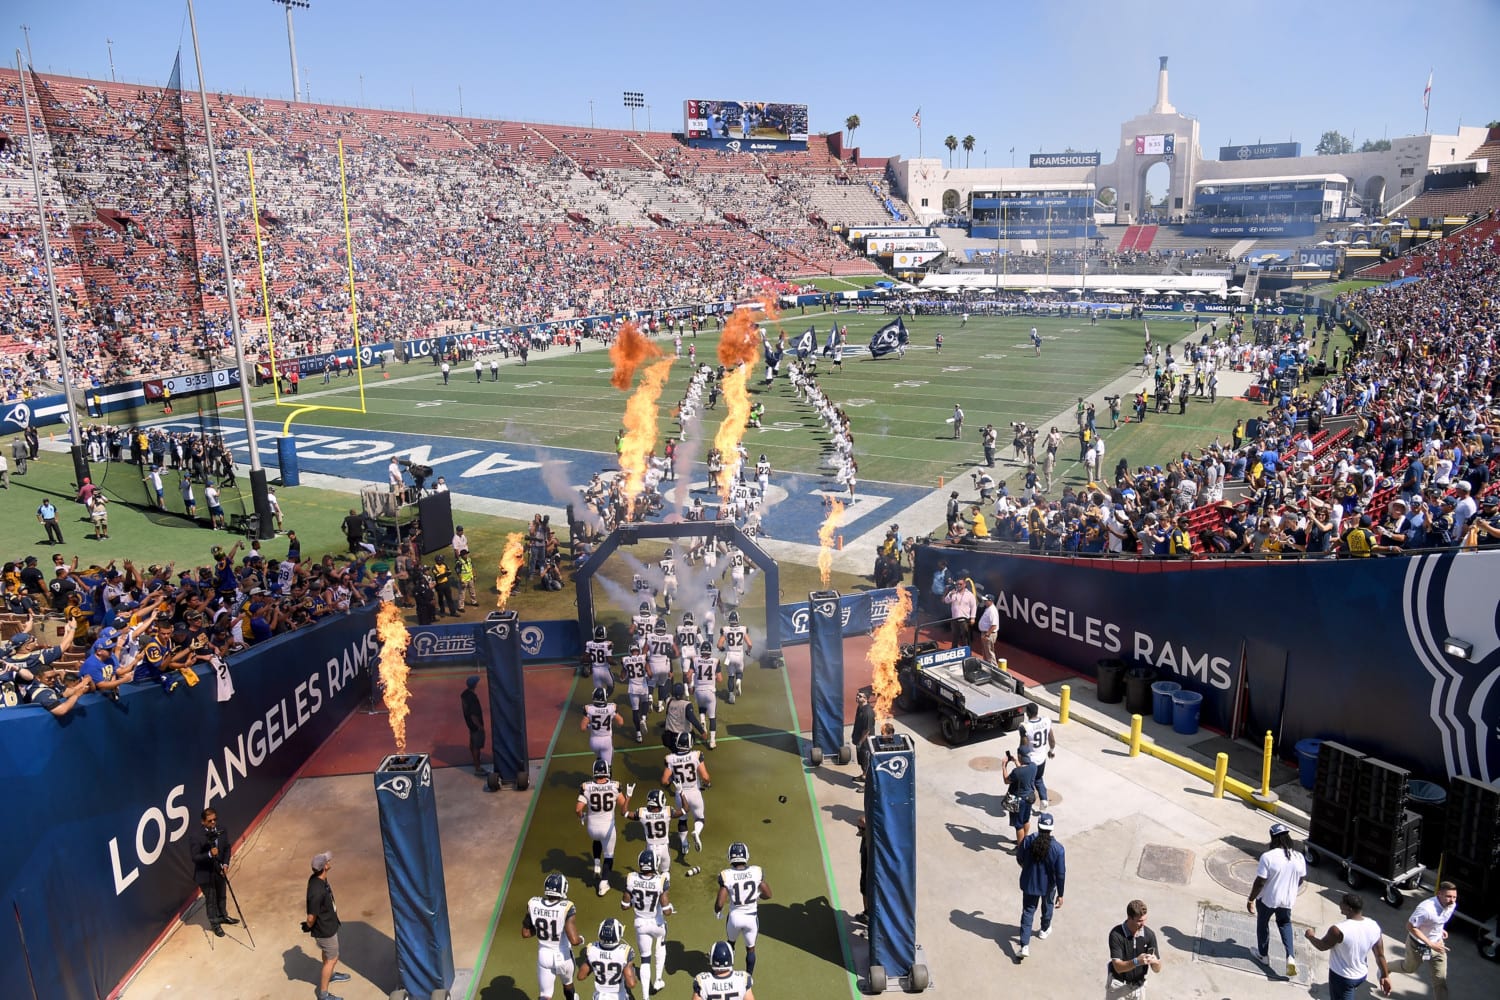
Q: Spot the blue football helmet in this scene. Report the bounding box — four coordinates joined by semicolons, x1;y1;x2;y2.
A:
710;940;735;973
543;872;568;900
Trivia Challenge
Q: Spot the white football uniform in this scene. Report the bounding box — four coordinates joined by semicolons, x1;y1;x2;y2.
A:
526;896;576;996
1019;716;1052;762
632;609;656;635
719;626;749;675
659;557;678;598
676;625;701;670
634;804;675;873
583;703;619;766
694;970;752;998
719;864;764;947
665;749;705;821
578;779;620;855
621;653;650;712
623;870;670;950
647;634;676;684
692;653;720;718
585;639;615;690
583;941;635;1000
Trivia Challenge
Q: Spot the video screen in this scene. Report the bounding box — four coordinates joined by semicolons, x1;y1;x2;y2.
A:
684;100;808;142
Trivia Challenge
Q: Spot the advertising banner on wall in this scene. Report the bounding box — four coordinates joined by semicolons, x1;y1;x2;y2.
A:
911;547;1500;783
1218;142;1302;161
402;616;582;667
0;606;379;1000
1182;221;1318;238
1030;152;1102;167
779;587;915;645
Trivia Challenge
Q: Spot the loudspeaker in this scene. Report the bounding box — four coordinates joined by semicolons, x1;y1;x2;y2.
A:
417;492;453;555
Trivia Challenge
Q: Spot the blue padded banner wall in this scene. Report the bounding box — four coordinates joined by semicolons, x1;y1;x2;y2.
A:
808;590;845;756
0;606;378;1000
866;734;918;977
481;613;529;784
375;754;456;997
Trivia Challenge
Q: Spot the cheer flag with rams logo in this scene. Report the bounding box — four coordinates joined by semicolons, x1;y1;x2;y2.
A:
868;317;909;359
823;322;840;357
793;326;817;359
762;335;784;371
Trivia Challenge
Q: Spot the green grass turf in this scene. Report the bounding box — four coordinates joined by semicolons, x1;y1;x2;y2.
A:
1306;278;1381;300
197;313;1195;494
802;276;887;291
473;660;851;999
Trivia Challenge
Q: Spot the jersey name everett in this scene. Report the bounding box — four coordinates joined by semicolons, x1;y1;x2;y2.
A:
694;970;752;998
578;779;620;817
719;865;764;913
584;703;618;735
623;871;670;918
584;942;635;996
526;897;575;950
664;750;702;790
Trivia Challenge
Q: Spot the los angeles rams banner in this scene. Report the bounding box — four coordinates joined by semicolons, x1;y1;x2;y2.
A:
403;616;581;666
779;587;916;646
0;606;378;1000
914;546;1500;782
374;754;456;997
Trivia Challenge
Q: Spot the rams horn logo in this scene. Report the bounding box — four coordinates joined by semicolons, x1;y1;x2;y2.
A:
815;600;838;619
377;775;414;800
3;403;31;428
726;140;741;153
875;756;910;780
520;625;545;656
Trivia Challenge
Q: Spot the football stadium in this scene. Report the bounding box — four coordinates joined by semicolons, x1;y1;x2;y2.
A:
2;3;1499;999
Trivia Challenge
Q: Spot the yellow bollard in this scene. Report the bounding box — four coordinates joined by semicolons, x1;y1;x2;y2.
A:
1129;714;1143;757
939;475;944;488
1213;752;1229;799
998;658;1008;672
1252;729;1280;805
1058;684;1071;724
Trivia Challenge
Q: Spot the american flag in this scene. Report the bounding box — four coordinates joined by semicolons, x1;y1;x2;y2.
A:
1423;70;1432;111
912;108;922;127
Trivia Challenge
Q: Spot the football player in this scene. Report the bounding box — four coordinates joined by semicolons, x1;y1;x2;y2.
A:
581;686;625;768
675;611;701;682
619;848;673;995
691;640;723;750
717;611;752;703
521;873;582;1000
715;842;772;976
620;635;652;742
584;624;616;694
693;940;755;1000
661;730;710;863
576;759;630;896
646;620;678;713
658;548;678;613
579;917;637;1000
625;788;683;876
632;600;657;641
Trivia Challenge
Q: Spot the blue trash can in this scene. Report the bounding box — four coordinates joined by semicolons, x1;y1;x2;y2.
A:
1294;738;1323;790
1171;691;1203;735
1151;681;1181;725
277;436;301;487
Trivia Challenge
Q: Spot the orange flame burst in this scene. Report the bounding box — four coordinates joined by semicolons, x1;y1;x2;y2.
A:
865;586;912;721
817;499;845;586
609;321;662;391
716;305;765;368
619;358;674;504
375;600;413;751
712;366;752;500
494;532;526;609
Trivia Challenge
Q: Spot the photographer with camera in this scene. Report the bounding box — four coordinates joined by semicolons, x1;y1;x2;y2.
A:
189;808;236;937
1001;749;1039;847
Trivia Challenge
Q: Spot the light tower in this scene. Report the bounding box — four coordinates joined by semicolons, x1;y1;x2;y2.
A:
269;0;310;103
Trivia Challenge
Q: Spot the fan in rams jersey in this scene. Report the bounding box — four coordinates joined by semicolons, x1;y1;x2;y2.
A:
716;611;752;703
661;730;711;863
580;686;625;768
579;917;638;1000
715;842;772;976
619;635;652;743
690;640;724;749
584;625;616;694
694;940;755;999
619;847;673;994
521;873;583;1000
576;759;630;896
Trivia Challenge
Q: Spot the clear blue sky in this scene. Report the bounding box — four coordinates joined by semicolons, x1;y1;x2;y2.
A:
10;0;1499;161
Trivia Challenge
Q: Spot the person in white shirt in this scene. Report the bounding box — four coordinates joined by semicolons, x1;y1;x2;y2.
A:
451;526;469;555
974;593;1000;663
1305;892;1390;1000
1400;882;1457;998
1246;823;1307;977
388;457;403;494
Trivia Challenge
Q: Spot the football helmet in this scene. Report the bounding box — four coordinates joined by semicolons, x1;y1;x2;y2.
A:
698;640;714;657
597;917;623;948
663;548;673;558
681;611;694;625
654;620;668;635
639;601;652;615
674;730;694;753
646;788;666;810
637;848;657;875
543;872;568;900
728;841;749;865
710;940;735;973
592;686;608;706
727;611;740;626
594;624;607;641
592;758;611;779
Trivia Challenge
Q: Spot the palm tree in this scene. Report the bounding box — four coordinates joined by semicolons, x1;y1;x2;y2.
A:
844;114;860;146
962;135;975;168
944;134;958;167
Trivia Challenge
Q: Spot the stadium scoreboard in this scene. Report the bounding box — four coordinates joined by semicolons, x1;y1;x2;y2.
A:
684;98;809;152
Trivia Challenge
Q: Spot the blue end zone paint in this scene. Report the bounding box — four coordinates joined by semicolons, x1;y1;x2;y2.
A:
162;419;928;547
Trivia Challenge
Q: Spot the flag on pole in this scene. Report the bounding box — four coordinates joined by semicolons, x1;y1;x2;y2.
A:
793;326;816;359
1423;70;1432;111
823;322;839;357
868;317;909;359
911;108;922;127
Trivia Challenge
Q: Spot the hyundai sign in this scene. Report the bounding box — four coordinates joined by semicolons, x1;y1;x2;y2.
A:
1029;152;1101;168
1219;142;1302;161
